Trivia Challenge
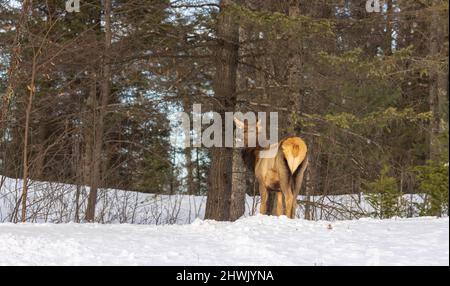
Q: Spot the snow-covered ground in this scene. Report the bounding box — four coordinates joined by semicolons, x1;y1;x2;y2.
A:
0;215;448;266
0;176;427;223
1;176;448;265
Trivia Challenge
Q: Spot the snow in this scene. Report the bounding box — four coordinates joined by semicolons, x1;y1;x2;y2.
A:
1;175;448;265
0;176;428;223
0;215;448;266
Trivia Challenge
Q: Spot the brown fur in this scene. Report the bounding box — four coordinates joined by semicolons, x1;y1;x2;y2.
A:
281;137;307;174
234;118;308;218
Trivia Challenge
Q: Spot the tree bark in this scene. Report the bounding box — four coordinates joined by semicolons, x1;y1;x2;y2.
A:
1;0;32;133
429;0;448;162
20;53;37;223
1;0;32;222
285;0;307;218
85;0;112;222
229;22;249;221
230;148;246;220
182;89;195;195
205;0;239;221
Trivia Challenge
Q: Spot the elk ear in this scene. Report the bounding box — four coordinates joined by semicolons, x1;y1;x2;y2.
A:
256;119;262;131
234;117;245;129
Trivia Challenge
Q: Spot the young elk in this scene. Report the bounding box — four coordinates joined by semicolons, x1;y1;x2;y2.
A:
234;118;308;218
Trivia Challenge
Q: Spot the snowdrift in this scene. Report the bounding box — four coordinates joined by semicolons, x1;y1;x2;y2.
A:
0;215;448;265
0;176;429;223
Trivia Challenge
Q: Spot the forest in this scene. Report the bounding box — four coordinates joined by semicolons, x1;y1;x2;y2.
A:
0;0;448;224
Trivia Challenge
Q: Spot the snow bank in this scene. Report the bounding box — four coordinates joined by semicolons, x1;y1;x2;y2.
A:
0;176;429;223
0;176;207;224
0;215;447;265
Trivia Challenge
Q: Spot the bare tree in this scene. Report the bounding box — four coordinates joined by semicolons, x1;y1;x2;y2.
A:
85;0;112;222
205;0;239;221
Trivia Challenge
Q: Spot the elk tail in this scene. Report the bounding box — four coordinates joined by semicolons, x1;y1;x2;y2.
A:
281;137;307;174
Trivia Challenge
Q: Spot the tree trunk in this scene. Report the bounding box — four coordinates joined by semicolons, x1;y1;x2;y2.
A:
185;147;194;195
1;0;32;223
229;22;249;221
85;0;112;222
34;121;48;179
1;0;31;133
181;90;195;195
429;0;448;162
196;148;202;192
73;113;82;223
206;148;234;220
230;148;246;220
283;0;305;218
205;0;239;221
287;0;302;126
20;53;37;223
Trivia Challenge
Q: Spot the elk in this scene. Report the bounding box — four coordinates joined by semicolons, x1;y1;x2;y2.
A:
234;118;308;218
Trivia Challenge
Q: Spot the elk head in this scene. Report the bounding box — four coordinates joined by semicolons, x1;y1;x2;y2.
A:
234;117;261;148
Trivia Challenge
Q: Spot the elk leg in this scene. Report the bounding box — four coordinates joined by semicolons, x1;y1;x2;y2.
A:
259;184;269;215
284;191;294;218
292;158;309;217
274;191;284;216
276;151;295;218
278;177;294;218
